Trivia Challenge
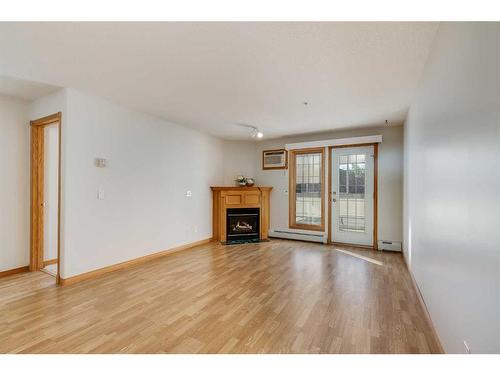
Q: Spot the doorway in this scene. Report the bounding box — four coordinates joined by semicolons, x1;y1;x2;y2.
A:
329;144;378;248
30;112;61;284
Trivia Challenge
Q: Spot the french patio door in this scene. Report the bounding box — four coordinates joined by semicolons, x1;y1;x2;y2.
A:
331;146;374;246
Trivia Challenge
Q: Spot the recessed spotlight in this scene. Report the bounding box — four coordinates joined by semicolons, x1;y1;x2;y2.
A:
256;131;264;138
303;101;309;106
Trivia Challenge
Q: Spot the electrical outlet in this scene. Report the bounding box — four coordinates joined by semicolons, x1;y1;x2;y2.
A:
463;340;471;354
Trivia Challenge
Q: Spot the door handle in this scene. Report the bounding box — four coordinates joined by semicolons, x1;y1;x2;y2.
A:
41;202;47;207
331;191;337;202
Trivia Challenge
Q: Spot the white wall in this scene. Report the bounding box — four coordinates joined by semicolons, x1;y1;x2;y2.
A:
0;95;29;272
29;89;66;120
233;125;404;243
43;124;59;261
222;140;257;186
403;23;500;353
60;89;224;278
2;87;226;278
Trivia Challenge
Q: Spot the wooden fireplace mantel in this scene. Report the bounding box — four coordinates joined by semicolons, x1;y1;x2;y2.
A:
211;186;272;242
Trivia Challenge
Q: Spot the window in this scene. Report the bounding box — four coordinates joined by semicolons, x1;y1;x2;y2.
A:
338;154;366;232
289;148;325;231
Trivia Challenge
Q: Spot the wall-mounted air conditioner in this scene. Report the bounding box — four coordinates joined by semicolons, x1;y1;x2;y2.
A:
262;149;288;170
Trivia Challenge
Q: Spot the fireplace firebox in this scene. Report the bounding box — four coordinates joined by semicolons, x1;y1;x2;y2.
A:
226;208;260;243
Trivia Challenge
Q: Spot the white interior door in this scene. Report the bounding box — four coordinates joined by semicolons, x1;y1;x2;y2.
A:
331;146;374;246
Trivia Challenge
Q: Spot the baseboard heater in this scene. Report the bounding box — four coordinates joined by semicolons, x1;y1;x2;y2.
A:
378;240;402;252
269;229;327;244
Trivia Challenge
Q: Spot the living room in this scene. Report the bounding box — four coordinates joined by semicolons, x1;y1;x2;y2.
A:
0;1;498;373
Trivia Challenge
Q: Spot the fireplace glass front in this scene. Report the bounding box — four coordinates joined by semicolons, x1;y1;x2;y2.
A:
226;208;260;243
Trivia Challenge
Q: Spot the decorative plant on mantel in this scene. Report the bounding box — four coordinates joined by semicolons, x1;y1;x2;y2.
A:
235;175;255;187
235;175;247;186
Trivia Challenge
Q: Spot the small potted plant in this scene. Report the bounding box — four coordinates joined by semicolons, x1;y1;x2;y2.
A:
235;175;247;186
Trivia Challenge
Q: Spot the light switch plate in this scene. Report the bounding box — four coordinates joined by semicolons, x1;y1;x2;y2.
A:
94;158;107;168
97;189;105;200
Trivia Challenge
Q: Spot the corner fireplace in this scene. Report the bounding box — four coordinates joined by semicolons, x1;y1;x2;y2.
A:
226;207;260;243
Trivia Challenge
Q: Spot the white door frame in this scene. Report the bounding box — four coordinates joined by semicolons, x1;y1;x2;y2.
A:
328;143;378;249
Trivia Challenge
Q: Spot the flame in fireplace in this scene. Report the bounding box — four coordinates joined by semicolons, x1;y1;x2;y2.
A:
233;221;253;231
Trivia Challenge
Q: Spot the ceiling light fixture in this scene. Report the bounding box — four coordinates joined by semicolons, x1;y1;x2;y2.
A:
236;123;264;139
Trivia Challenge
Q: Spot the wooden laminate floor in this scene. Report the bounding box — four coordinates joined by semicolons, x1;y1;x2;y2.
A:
0;239;440;353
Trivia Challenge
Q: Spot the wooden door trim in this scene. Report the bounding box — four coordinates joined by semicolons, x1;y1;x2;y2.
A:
30;125;44;271
30;112;62;285
328;143;379;249
288;147;325;232
31;113;62;127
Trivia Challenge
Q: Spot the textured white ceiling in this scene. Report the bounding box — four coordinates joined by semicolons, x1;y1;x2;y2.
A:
0;22;438;139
